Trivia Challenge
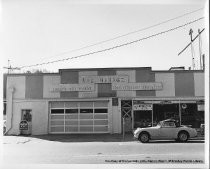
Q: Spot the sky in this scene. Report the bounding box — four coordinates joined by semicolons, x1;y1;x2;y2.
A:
1;0;209;73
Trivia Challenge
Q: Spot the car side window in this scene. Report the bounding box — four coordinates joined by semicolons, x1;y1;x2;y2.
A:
162;122;176;128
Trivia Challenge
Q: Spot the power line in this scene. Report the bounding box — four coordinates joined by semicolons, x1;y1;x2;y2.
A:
19;17;204;69
40;8;204;61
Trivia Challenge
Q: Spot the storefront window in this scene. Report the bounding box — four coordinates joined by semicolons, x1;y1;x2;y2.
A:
134;110;152;128
153;104;179;126
181;103;201;128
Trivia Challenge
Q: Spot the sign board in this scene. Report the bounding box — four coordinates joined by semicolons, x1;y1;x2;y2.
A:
133;104;153;111
80;75;128;84
50;84;95;92
19;120;29;130
112;82;163;91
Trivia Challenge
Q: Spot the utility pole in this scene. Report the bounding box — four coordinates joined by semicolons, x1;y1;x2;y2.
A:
3;60;21;74
202;54;205;70
178;28;205;70
189;29;195;70
198;29;203;70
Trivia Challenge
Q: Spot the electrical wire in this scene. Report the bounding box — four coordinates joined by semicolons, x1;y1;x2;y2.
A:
19;17;204;69
39;8;204;61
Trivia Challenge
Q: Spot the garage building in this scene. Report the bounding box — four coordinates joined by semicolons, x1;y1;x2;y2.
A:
5;67;204;135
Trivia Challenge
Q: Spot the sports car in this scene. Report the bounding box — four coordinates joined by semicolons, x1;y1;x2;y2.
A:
134;119;197;143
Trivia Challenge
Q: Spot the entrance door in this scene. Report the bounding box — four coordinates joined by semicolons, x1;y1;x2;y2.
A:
121;100;132;132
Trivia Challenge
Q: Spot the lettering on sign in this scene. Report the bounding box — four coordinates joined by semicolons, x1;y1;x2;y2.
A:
112;82;163;91
50;84;95;92
133;104;153;111
79;75;128;84
19;120;29;130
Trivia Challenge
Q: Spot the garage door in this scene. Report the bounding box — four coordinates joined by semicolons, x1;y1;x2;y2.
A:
49;101;109;133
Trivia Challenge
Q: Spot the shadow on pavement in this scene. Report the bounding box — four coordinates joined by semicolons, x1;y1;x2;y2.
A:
10;133;204;143
24;133;135;142
148;140;204;144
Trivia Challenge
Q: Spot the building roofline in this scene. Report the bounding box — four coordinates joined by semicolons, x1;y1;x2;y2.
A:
59;66;152;73
5;73;60;76
4;67;204;76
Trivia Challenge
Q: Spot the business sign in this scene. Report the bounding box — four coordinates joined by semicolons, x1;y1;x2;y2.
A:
133;104;153;110
112;82;163;91
50;84;95;92
19;120;29;130
79;75;128;84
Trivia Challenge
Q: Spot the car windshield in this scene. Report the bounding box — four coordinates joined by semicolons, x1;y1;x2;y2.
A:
156;122;161;127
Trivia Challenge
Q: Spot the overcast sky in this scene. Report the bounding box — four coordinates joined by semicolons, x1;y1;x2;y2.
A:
1;0;209;73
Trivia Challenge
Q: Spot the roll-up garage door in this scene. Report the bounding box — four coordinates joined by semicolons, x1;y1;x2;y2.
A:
49;101;109;133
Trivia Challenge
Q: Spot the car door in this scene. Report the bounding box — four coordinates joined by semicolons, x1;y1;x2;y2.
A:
159;121;178;139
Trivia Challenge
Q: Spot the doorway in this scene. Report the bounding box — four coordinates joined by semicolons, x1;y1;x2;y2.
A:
121;100;132;132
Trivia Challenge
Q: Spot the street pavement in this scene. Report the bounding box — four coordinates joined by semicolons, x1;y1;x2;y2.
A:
1;134;205;165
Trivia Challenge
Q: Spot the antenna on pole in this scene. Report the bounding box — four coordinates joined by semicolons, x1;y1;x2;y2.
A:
3;59;21;74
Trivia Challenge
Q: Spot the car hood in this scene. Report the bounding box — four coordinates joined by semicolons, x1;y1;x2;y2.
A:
135;126;160;131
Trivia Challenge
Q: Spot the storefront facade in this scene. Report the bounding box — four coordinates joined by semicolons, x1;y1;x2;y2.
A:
5;67;204;135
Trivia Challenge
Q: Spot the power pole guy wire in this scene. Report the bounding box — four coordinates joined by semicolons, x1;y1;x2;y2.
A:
19;17;204;69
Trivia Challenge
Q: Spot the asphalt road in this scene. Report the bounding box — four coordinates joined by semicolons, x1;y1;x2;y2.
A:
2;136;205;164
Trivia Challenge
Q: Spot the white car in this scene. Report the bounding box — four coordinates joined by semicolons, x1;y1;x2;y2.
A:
134;119;197;143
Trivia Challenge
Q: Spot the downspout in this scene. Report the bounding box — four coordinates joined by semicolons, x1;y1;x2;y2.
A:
4;87;14;135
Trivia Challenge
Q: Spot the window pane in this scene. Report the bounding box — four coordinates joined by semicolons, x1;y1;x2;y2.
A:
66;109;78;114
51;121;64;126
80;109;93;113
65;126;78;132
65;114;78;119
94;114;108;119
94;109;108;113
80;126;93;132
80;102;93;108
94;101;108;107
94;120;108;125
51;109;64;114
65;102;78;108
50;126;64;132
80;114;93;119
51;115;64;120
51;102;64;108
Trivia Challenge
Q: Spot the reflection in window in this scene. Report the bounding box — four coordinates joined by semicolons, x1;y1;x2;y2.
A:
51;109;64;114
94;109;107;113
66;109;78;114
80;109;93;113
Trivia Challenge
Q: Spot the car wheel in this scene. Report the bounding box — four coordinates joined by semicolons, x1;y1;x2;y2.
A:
178;131;189;142
138;132;150;143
